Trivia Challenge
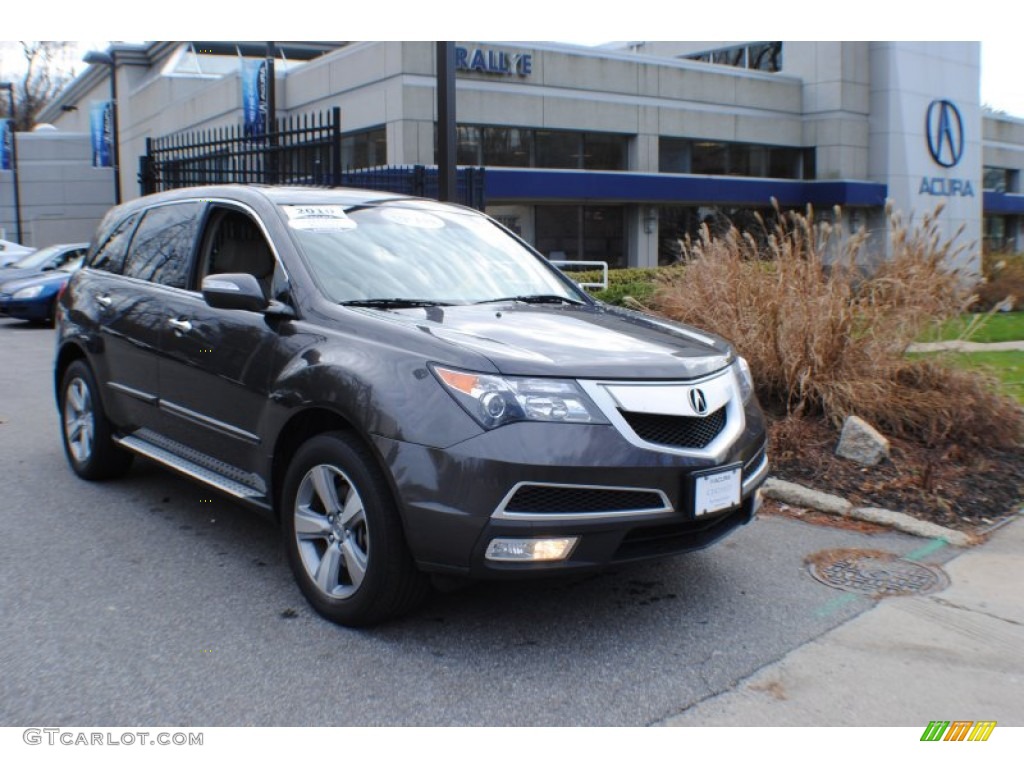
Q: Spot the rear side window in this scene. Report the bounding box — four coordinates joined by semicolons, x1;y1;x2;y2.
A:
89;213;139;274
122;202;204;289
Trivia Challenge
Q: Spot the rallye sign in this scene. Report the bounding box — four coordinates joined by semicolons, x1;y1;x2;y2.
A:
456;47;532;77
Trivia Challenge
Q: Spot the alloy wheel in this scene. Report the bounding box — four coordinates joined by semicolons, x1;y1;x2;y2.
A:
293;464;370;600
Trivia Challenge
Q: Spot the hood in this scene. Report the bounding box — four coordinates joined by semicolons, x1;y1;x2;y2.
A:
371;302;733;379
0;270;72;295
0;266;60;284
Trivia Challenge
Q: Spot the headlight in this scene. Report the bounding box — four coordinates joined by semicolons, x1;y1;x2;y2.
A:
432;365;608;429
12;285;45;300
733;356;754;402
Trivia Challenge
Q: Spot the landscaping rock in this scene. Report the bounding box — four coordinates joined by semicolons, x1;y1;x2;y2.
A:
836;415;890;466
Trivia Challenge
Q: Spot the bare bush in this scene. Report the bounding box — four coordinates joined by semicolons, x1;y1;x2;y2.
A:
654;204;1023;448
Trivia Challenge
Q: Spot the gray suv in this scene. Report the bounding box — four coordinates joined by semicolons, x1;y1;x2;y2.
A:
56;186;768;626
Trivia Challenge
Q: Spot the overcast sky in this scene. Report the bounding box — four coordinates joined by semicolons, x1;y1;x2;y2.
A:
2;2;1022;118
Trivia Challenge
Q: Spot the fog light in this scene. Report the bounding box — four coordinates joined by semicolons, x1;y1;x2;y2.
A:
485;537;579;562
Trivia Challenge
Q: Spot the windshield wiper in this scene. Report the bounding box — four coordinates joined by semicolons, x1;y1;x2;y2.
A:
340;298;453;309
474;294;585;306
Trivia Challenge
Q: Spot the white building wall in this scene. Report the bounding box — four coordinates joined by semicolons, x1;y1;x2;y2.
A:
869;42;982;275
0;132;115;246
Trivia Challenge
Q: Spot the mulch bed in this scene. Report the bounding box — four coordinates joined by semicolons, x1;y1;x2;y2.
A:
767;417;1024;533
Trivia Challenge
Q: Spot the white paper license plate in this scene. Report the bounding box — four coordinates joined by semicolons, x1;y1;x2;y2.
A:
693;466;741;517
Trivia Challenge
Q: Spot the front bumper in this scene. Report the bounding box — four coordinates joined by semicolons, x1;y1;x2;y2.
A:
372;408;768;578
0;295;50;321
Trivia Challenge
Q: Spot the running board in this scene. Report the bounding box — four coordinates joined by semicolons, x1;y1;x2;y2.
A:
115;434;271;510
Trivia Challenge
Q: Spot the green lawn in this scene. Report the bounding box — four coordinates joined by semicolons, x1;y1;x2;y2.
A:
923;312;1024;343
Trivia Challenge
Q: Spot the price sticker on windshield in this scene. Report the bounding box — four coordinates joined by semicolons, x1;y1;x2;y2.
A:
283;205;358;231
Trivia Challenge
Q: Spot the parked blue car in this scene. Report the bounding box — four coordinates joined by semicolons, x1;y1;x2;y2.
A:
0;243;89;283
0;256;85;325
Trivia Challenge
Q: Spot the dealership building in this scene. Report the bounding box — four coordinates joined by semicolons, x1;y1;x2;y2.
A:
13;40;1024;271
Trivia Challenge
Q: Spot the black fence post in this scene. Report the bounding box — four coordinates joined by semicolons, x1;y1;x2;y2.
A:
331;106;342;187
413;165;426;198
138;137;157;195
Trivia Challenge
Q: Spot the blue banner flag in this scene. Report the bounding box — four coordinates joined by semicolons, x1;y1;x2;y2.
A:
242;59;268;138
90;101;114;168
0;119;12;171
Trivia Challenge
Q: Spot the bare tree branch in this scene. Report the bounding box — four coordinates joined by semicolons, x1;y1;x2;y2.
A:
0;41;76;130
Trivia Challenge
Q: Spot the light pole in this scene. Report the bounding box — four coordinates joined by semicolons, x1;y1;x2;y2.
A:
0;81;23;243
83;50;121;204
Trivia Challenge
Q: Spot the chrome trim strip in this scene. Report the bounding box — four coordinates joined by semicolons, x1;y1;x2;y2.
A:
106;381;158;405
578;368;745;462
492;481;674;522
742;454;770;495
159;399;261;445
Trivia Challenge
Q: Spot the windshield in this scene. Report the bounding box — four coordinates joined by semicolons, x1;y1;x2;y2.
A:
57;256;86;273
281;202;585;305
7;245;63;270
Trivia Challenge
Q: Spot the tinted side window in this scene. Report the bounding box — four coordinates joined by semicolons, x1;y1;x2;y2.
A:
122;202;204;288
89;213;139;274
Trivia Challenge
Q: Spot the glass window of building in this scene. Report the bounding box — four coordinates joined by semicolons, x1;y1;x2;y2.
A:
983;167;1018;193
535;130;581;169
749;42;782;72
582;133;628;170
341;127;387;169
482;127;532;167
659;138;691;173
535;205;579;260
684;42;782;73
691;142;729;175
662;138;808;179
456;125;482;165
534;205;626;268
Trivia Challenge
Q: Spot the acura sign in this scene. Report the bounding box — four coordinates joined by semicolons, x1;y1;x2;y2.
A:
919;98;974;198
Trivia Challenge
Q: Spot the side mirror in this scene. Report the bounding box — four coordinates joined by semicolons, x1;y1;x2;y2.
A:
201;273;269;312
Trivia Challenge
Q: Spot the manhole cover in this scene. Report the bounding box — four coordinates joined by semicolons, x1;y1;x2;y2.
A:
806;549;950;597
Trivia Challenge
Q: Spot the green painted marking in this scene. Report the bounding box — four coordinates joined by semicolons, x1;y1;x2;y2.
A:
814;592;859;618
905;539;948;562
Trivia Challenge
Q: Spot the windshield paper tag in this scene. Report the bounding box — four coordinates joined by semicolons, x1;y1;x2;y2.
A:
284;205;357;231
380;208;445;229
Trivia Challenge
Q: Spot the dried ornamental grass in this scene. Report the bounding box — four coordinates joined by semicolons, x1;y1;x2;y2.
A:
653;204;1023;448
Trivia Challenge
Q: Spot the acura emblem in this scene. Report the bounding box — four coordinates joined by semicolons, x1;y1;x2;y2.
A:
925;99;964;168
689;388;708;415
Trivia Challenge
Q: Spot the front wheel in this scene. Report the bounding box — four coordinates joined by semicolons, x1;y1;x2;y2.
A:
281;431;429;626
59;360;133;480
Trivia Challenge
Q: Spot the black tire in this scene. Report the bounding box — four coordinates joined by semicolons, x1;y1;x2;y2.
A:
59;360;134;480
281;431;429;627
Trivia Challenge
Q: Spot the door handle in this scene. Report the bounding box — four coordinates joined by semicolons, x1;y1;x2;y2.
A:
95;295;112;308
167;318;193;334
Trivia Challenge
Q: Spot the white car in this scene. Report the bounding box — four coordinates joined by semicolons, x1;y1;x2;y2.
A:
0;239;36;267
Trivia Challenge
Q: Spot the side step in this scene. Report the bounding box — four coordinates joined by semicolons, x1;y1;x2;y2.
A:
115;434;271;511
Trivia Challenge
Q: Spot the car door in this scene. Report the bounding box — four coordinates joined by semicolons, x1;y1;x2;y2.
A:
156;204;291;478
75;211;160;429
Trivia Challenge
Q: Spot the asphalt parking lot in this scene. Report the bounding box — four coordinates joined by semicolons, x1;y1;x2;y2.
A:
0;317;956;726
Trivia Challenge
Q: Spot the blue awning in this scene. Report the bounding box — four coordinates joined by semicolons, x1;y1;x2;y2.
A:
485;168;888;208
984;190;1024;215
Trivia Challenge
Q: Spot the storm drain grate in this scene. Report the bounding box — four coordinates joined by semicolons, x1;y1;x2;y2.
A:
806;549;950;597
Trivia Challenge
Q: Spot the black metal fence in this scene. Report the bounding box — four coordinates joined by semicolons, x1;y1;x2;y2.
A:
138;106;486;210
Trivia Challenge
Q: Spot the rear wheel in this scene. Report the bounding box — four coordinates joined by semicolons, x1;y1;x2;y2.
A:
281;431;429;626
59;360;133;480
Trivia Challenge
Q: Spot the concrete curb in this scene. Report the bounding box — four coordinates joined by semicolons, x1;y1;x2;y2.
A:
907;339;1024;353
762;477;975;547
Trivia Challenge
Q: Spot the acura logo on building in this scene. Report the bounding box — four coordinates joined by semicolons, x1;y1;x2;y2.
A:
925;99;964;168
689;388;708;416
